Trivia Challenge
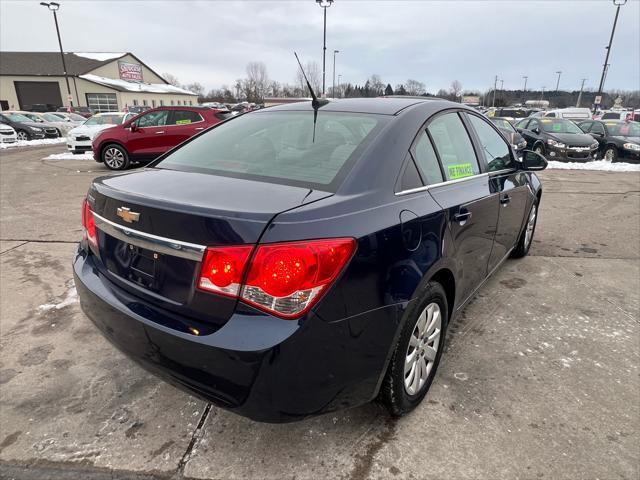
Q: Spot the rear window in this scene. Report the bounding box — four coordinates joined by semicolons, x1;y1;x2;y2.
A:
601;112;620;119
157;111;382;190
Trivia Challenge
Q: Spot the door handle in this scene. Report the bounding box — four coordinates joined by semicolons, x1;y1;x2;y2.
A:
500;195;511;206
194;127;205;131
155;131;165;134
453;212;472;224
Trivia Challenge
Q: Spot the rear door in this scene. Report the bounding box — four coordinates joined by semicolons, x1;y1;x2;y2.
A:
127;110;171;158
423;111;499;303
464;112;529;270
165;110;207;149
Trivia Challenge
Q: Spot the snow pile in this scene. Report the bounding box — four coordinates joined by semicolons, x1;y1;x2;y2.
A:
0;138;66;150
80;73;197;96
38;286;78;312
547;160;640;172
43;151;94;161
73;52;126;61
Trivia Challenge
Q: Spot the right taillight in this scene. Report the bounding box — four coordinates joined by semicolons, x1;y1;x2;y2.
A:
82;198;98;249
197;238;356;319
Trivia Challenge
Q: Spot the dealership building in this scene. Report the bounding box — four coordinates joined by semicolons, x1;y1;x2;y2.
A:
0;51;198;112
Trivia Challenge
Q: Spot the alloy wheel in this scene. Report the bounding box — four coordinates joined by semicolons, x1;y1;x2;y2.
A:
104;147;125;169
534;146;544;155
603;148;615;163
17;131;28;141
525;204;537;248
404;302;441;396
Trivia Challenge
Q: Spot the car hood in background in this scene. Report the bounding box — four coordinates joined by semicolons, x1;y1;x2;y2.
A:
68;124;118;139
546;133;595;146
612;136;640;144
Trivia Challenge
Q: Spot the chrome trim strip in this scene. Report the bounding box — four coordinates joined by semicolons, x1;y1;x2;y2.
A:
395;172;490;196
92;212;206;261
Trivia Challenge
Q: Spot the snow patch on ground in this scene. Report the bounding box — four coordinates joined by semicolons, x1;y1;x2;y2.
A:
44;152;94;161
547;160;640;172
38;287;78;312
0;138;66;150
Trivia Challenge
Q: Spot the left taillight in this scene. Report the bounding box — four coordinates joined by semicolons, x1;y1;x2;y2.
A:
197;238;356;319
82;198;98;249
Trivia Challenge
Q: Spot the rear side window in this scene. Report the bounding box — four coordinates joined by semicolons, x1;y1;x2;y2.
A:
601;112;619;119
591;122;605;135
157;112;382;191
171;110;202;125
578;121;592;133
515;119;530;130
427;113;480;181
412;131;444;185
467;114;513;171
215;111;234;121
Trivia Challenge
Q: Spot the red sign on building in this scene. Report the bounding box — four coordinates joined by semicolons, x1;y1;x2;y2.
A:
118;61;143;82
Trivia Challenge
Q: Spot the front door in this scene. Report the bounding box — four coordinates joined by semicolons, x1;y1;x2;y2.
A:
127;110;171;158
423;111;499;303
463;113;530;270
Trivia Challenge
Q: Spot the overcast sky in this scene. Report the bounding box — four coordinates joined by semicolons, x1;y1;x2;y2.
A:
1;0;639;93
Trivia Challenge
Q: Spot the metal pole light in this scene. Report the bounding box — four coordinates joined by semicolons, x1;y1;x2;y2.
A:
316;0;334;97
522;76;528;103
492;75;498;107
40;2;73;109
594;0;627;113
555;71;562;91
337;74;342;98
332;50;339;98
576;78;587;107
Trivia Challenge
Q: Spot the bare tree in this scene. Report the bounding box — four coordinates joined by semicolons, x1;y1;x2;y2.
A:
162;73;180;87
405;79;426;96
368;74;385;96
185;82;204;97
296;61;321;96
245;61;269;102
450;80;463;101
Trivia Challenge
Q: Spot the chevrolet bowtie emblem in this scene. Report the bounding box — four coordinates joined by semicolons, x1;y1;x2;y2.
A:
117;207;140;223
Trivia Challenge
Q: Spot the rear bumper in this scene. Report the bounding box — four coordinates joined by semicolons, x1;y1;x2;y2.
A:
73;249;401;422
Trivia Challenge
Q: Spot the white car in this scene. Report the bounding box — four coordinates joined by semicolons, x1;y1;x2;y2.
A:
0;123;18;144
67;112;135;154
533;108;592;121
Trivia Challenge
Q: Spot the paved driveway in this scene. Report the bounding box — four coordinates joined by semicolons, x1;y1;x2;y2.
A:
1;145;638;480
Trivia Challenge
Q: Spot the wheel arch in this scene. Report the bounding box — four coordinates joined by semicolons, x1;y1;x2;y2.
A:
428;268;456;322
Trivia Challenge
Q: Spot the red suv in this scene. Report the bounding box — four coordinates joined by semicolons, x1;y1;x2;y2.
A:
92;106;232;170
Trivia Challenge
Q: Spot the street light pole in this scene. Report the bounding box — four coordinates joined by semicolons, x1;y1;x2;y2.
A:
332;50;339;98
316;0;334;97
555;71;562;91
576;78;587;107
40;2;73;109
594;0;627;113
540;86;546;101
337;74;342;98
492;75;498;108
522;76;528;104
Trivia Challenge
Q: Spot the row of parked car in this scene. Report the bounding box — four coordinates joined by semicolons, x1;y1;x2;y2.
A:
0;110;89;142
486;106;639;163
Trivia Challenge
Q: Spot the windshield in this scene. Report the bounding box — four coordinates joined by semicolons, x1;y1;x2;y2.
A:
5;113;33;123
84;114;125;126
42;113;62;122
540;118;583;134
68;113;86;121
491;119;515;132
157;111;383;190
606;122;640;137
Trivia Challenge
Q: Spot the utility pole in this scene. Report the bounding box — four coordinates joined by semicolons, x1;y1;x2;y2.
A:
41;2;73;109
555;71;562;91
332;50;339;98
576;78;587;107
522;76;528;104
316;0;334;97
540;86;546;101
337;74;342;98
492;75;498;108
595;0;627;113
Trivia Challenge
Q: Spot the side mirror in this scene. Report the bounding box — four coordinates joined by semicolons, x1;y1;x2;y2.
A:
129;122;139;132
531;127;540;134
521;150;548;171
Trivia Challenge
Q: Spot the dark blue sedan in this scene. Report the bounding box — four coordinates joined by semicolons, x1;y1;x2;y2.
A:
74;98;547;422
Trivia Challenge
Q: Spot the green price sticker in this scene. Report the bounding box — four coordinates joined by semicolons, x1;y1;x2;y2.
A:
176;119;191;125
552;123;562;132
447;163;474;180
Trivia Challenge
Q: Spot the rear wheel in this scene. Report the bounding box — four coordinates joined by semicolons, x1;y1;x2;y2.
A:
603;146;618;163
511;200;538;258
533;143;545;157
379;282;448;417
102;144;130;170
16;130;29;141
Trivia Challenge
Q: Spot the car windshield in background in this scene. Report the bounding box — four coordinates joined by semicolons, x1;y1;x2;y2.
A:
84;115;124;126
157;111;382;190
68;113;87;121
42;113;62;122
5;113;33;123
540;118;583;134
606;122;640;137
491;119;515;131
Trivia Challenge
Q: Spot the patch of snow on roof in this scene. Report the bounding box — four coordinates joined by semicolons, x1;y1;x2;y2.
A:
79;74;197;95
547;160;640;172
73;52;126;61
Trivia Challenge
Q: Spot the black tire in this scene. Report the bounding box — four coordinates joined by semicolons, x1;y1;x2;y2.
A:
533;143;545;157
379;281;448;417
55;128;62;137
16;130;30;141
101;144;130;170
603;146;618;163
511;199;539;258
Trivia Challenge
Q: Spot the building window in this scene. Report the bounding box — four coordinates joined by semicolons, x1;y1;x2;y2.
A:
160;99;164;106
133;99;138;106
152;99;156;108
189;101;193;105
143;99;148;106
171;100;174;106
86;93;118;113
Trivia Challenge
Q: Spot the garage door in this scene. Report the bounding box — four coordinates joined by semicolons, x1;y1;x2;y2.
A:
86;93;118;113
14;81;63;110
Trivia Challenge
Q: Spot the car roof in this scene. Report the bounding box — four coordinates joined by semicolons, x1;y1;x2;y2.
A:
261;97;460;116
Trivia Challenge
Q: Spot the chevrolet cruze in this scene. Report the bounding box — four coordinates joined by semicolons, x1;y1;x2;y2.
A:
74;98;546;422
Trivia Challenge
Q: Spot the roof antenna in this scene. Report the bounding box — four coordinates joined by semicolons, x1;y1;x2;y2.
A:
295;52;328;142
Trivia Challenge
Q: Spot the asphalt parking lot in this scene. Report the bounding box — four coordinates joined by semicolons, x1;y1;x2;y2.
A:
0;144;638;480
